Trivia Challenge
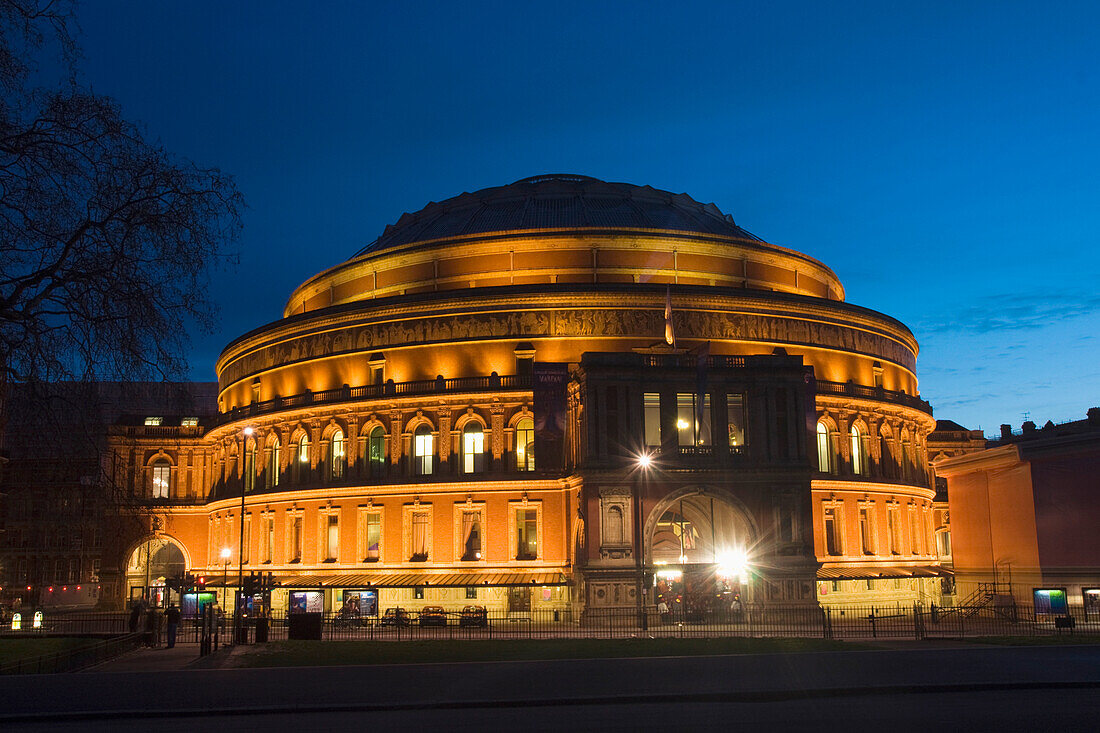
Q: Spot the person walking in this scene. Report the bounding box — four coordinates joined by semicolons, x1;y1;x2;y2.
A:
165;604;182;648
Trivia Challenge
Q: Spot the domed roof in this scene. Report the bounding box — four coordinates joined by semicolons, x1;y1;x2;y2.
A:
354;174;764;256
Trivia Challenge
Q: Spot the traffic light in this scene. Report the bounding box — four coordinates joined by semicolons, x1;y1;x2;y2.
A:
196;575;206;590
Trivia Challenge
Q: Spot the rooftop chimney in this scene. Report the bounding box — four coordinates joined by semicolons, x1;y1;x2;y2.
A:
1022;421;1036;435
1088;407;1100;426
1000;424;1013;440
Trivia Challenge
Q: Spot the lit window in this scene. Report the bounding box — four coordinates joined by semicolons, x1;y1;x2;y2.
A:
936;530;952;558
515;418;534;471
462;423;485;474
181;417;198;427
516;509;538;560
295;435;309;483
144;416;162;426
330;429;346;480
816;422;831;472
365;512;381;562
368;427;386;478
466;586;477;600
850;425;865;476
461;510;482;561
676;393;711;447
413;426;434;476
267;438;281;489
643;393;661;447
727;393;745;449
410;510;430;561
151;460;170;499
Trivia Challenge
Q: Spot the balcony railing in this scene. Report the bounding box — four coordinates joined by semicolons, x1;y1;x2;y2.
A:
209;373;533;429
815;380;932;415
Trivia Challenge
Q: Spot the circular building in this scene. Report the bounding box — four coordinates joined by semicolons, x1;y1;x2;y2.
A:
110;175;940;619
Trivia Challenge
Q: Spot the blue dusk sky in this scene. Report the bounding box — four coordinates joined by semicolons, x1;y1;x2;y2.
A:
74;1;1099;435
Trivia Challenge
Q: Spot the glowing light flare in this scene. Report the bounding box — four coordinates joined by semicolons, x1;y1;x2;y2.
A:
636;452;652;468
715;548;751;581
676;419;690;430
220;547;231;560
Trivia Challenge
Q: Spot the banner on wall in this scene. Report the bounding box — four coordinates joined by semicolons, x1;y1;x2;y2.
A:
533;362;569;473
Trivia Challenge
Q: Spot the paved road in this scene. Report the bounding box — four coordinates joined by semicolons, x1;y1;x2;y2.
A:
2;645;1099;730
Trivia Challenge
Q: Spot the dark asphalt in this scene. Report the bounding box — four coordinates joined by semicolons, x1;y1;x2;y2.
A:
2;645;1099;730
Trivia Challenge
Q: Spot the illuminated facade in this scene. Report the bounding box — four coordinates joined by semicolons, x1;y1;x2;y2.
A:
103;175;944;615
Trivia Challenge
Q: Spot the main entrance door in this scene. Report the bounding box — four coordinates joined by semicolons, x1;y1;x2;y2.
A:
508;587;531;613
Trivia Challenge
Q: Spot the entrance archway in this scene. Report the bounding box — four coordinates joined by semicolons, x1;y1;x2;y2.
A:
645;489;758;615
126;537;187;604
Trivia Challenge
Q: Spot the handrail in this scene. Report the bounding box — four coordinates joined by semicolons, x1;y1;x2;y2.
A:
815;380;933;415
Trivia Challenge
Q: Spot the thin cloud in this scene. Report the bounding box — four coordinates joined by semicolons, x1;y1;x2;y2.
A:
918;292;1100;335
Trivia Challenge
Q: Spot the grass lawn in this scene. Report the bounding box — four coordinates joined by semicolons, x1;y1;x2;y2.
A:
236;637;866;668
966;634;1100;646
0;637;97;663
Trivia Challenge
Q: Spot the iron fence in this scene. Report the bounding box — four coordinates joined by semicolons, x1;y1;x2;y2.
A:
0;632;141;675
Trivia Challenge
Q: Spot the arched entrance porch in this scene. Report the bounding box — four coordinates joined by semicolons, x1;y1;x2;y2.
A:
125;536;187;606
645;488;759;617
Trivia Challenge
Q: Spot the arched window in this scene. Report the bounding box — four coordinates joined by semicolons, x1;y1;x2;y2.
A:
413;425;434;476
815;422;831;473
151;459;170;499
368;426;386;478
462;422;485;473
878;433;894;479
244;441;257;493
850;425;865;476
516;417;534;472
330;429;346;480
294;435;309;483
267;438;281;489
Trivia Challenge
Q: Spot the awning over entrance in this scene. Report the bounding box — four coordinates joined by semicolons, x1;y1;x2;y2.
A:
200;571;571;588
816;565;950;580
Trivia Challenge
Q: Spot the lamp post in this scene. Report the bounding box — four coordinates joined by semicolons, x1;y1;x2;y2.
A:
236;427;253;640
219;547;231;609
634;451;652;631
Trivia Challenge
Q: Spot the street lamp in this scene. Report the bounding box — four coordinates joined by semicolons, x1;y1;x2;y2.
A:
236;426;254;640
219;547;231;608
634;451;653;631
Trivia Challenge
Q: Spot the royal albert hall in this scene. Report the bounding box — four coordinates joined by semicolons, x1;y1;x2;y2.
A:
109;175;945;620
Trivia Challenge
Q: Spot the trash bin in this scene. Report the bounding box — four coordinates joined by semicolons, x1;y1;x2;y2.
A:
255;616;269;643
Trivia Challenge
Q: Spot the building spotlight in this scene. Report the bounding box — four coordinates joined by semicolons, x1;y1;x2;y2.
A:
715;548;750;582
243;426;254;436
637;452;652;468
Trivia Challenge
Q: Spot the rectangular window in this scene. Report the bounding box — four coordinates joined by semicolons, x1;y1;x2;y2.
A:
643;392;662;447
144;416;162;426
726;393;745;449
181;417;198;427
151;463;170;499
244;448;256;493
466;586;478;600
859;507;874;555
365;512;381;562
936;530;952;558
290;514;303;562
516;509;538;560
325;514;339;561
368;430;386;478
410;510;430;561
414;586;424;600
676;393;711;447
262;516;274;563
888;507;901;555
414;432;434;475
461;510;482;561
824;506;842;556
516;419;534;471
463;428;485;473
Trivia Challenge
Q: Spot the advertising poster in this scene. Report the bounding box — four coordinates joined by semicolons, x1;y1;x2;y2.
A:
181;592;217;617
339;590;378;617
533;362;568;472
1033;588;1069;615
290;590;324;614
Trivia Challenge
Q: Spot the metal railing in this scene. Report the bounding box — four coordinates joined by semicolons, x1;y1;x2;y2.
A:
0;632;141;675
815;380;933;414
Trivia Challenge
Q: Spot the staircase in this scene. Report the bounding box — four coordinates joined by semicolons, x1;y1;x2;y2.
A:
945;582;1014;618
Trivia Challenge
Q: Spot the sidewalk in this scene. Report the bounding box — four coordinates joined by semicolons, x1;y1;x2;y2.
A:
82;643;237;672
